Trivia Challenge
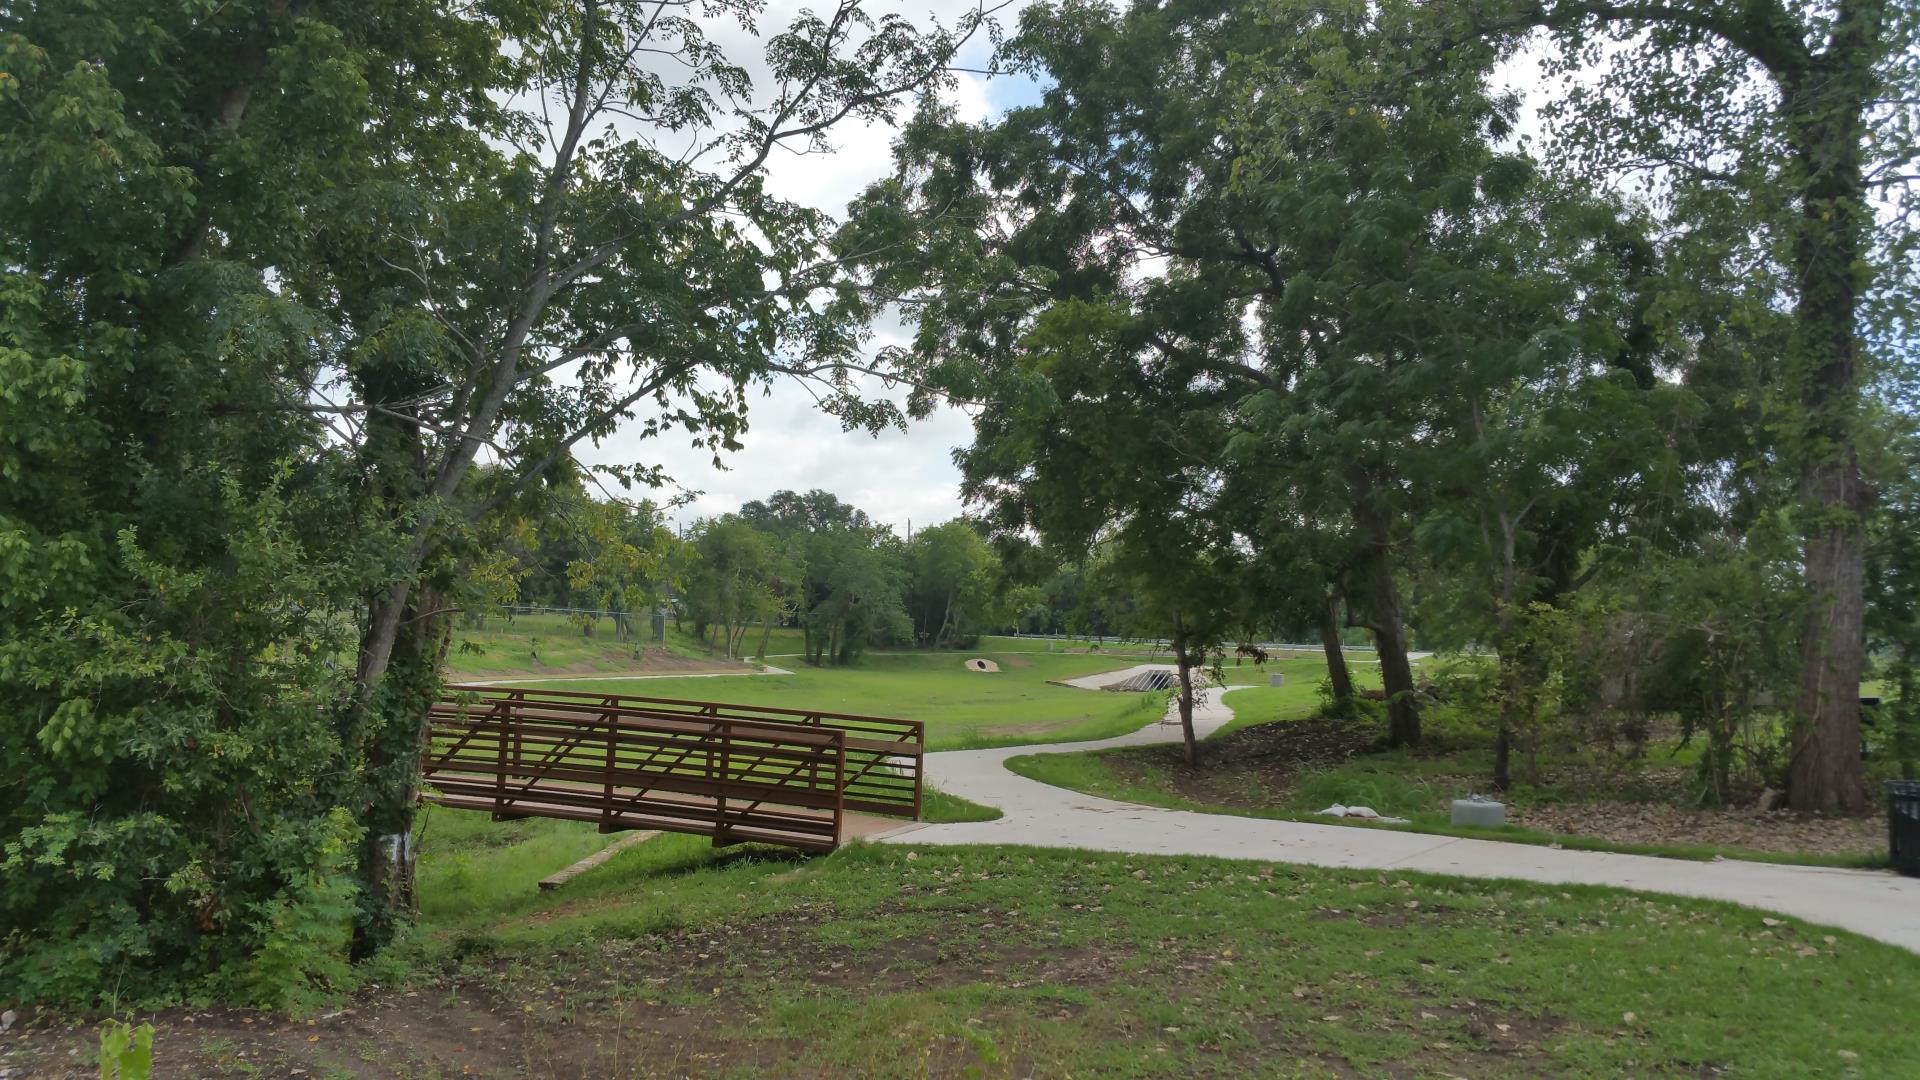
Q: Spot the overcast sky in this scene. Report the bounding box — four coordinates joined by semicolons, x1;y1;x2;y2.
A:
575;1;1569;537
567;0;1039;536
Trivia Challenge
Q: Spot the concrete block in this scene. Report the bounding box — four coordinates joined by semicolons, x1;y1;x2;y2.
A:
1450;797;1506;828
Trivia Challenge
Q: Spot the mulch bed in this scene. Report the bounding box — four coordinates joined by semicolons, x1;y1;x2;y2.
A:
1510;799;1884;858
1106;716;1886;861
1197;713;1379;770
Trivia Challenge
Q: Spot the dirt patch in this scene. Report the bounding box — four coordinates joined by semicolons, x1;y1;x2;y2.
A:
1200;713;1379;769
0;912;1197;1079
3;990;542;1079
4;895;1622;1080
1512;800;1884;858
1098;716;1882;862
1095;713;1378;810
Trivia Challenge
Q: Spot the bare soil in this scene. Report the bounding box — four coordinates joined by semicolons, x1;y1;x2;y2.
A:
1509;798;1884;858
1;906;1573;1080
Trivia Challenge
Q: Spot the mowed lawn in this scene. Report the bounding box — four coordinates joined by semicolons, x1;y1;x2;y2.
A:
511;650;1179;750
62;813;1919;1079
446;613;762;677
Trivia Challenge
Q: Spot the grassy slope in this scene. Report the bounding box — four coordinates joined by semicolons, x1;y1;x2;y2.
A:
399;811;1920;1079
446;612;754;676
509;650;1171;751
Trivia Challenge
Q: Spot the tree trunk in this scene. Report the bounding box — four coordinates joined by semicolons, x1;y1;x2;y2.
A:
342;364;446;957
1706;714;1736;808
350;585;452;958
1369;582;1420;749
1172;616;1199;765
937;590;956;649
1783;51;1871;814
756;612;775;661
1320;589;1355;707
1347;465;1420;747
1492;650;1519;794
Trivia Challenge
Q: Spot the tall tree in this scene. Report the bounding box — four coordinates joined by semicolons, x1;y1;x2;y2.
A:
0;0;433;1005
853;0;1636;749
685;516;786;659
1455;0;1920;811
562;495;680;640
906;520;1002;647
298;0;972;944
2;0;977;989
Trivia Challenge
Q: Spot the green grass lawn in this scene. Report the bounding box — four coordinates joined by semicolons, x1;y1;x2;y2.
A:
41;814;1911;1077
510;650;1175;751
446;611;750;676
352;814;1920;1077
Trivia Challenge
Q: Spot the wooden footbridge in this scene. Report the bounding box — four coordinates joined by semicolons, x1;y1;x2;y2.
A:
421;685;924;851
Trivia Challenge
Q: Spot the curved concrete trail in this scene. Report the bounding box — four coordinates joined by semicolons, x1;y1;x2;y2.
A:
881;685;1920;953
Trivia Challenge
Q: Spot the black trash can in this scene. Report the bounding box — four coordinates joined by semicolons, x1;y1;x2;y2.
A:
1893;781;1920;876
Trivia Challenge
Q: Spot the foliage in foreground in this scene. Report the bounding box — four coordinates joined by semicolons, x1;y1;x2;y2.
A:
0;0;968;1007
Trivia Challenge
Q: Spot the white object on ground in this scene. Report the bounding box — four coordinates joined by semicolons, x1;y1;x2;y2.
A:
873;685;1920;955
1314;804;1410;825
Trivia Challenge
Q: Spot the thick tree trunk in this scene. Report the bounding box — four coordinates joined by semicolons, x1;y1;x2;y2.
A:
1792;519;1866;812
1783;54;1871;814
1319;590;1355;707
1368;579;1420;749
343;365;445;957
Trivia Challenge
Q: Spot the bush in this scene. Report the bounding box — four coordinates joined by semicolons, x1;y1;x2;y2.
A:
2;475;371;1008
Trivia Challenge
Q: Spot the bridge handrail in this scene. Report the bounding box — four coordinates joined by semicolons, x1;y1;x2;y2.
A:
424;696;851;847
448;684;924;819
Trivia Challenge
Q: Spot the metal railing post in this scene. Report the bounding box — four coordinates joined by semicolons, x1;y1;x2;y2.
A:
715;719;732;846
492;698;510;820
601;707;616;833
832;739;847;846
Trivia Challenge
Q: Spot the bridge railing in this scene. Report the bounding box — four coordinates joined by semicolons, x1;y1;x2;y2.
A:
451;684;925;820
423;693;856;850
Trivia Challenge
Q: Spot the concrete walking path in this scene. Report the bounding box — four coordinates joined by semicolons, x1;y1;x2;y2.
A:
881;685;1920;953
